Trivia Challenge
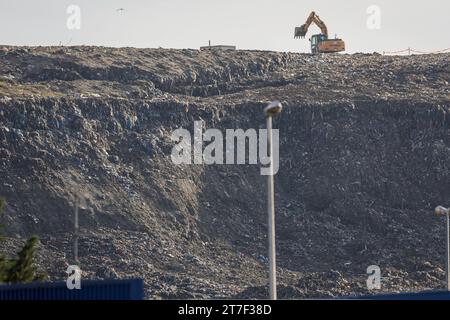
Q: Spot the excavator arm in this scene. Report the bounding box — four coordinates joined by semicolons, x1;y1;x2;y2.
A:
294;11;328;38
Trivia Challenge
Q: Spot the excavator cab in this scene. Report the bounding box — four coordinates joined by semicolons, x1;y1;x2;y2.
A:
310;34;327;54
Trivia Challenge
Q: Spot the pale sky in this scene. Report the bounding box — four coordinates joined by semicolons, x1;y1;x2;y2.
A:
0;0;449;53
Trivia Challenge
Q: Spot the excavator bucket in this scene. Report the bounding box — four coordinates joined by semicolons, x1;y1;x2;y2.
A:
294;24;308;38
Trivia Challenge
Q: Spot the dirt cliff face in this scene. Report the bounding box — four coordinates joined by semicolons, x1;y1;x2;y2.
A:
0;46;449;298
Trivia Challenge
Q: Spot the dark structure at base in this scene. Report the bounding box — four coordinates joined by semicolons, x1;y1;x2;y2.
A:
0;279;143;300
349;290;450;300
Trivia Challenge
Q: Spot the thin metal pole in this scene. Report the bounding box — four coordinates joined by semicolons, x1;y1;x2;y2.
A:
266;115;277;300
74;197;79;265
446;213;449;291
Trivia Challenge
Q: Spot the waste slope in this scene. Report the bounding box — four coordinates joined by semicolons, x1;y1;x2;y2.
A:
0;47;449;298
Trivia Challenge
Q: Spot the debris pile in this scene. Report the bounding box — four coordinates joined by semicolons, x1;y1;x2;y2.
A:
0;46;449;298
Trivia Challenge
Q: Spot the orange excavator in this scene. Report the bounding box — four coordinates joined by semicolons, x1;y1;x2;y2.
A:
295;11;345;54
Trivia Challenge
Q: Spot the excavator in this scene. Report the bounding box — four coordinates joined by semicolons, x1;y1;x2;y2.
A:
294;11;345;54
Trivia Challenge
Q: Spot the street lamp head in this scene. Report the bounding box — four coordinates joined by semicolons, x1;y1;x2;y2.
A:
264;101;283;117
435;206;449;216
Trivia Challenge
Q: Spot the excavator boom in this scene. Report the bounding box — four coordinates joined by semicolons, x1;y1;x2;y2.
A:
294;11;328;38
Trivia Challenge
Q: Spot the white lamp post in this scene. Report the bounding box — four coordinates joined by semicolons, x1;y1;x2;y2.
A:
73;193;87;266
74;198;79;265
264;101;283;300
435;205;450;291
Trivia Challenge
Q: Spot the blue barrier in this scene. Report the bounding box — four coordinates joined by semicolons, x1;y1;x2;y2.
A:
0;278;144;300
348;290;450;300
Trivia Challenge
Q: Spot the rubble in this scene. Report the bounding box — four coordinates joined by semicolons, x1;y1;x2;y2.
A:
0;46;449;298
